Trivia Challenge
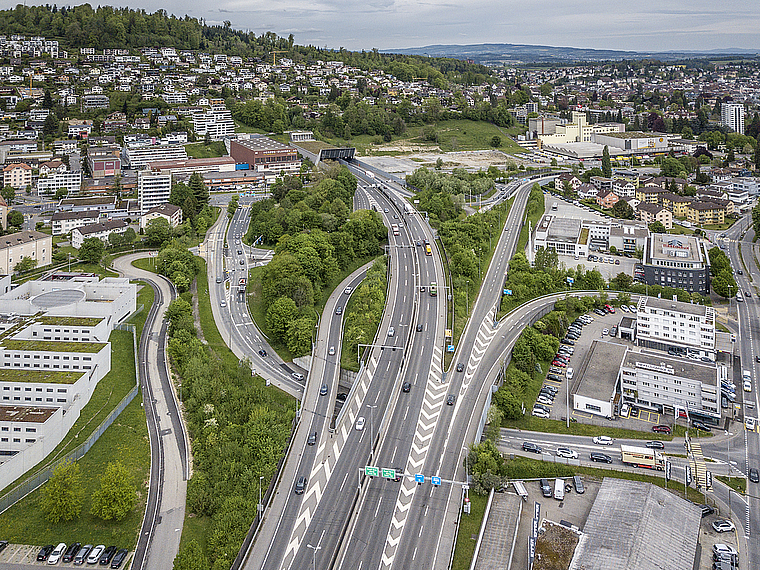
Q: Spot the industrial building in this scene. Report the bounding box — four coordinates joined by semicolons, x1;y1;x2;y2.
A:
229;136;301;174
571;341;626;418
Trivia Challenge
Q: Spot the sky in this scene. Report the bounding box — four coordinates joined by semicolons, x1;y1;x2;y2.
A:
6;1;760;53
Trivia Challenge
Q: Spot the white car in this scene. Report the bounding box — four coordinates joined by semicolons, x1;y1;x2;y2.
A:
602;328;609;336
744;379;752;393
87;546;105;565
388;327;395;337
620;305;629;312
566;367;574;380
355;416;366;431
746;417;756;431
620;403;630;418
556;447;578;459
712;519;736;533
593;436;614;445
344;286;352;295
328;346;335;356
537;395;553;406
532;408;550;418
628;305;637;312
48;543;67;565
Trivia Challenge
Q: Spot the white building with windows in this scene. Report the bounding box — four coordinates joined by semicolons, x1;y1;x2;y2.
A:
123;143;187;169
636;296;715;357
37;171;82;197
721;102;745;135
193;100;235;141
138;171;172;214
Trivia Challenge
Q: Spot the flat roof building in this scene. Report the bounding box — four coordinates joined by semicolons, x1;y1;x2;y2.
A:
569;478;701;570
636;295;715;356
229;136;301;174
642;234;711;294
572;340;627;418
138;171;172;214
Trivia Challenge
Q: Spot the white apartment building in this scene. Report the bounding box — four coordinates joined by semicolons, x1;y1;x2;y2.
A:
123;143;187;169
636;296;715;357
51;210;100;236
71;220;128;249
193;102;235;141
37;171;82;197
620;351;720;423
138;171;172;214
0;231;52;274
721;102;745;135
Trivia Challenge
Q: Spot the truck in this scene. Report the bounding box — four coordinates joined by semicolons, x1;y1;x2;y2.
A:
620;444;665;471
429;282;437;297
391;224;400;236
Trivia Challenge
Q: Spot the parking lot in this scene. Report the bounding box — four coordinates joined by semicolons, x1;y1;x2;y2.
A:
0;544;132;568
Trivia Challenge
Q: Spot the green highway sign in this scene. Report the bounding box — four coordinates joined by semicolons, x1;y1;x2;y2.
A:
381;468;396;479
365;466;379;477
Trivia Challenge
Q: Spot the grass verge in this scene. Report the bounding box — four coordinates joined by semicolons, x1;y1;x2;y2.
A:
196;258;239;369
0;289;152;547
716;476;746;494
185;141;227;158
451;493;488;570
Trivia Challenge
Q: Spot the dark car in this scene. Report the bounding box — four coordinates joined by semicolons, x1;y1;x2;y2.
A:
645;441;665;449
750;468;759;483
547;374;562;382
416;324;423;332
393;467;403;482
522;442;542;453
110;549;128;569
456;363;464;372
446;394;456;405
590;452;613;463
402;382;411;393
258;349;267;357
692;421;712;432
561;338;575;346
99;546;117;565
295;476;307;494
652;424;672;434
700;504;715;518
63;543;82;563
37;545;54;561
320;384;328;396
307;431;317;446
336;392;348;401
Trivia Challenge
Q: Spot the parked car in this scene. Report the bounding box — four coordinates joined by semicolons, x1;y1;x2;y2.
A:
537;395;553;406
646;441;665;449
712;520;735;533
99;546;117;565
566;367;574;380
63;543;82;563
87;545;105;565
693;421;712;432
337;392;348;401
700;504;715;518
48;543;67;565
355;416;366;430
560;338;575;346
652;424;672;434
556;447;578;459
110;549;128;569
590;452;613;463
37;545;54;561
547;373;562;382
593;436;613;445
523;442;542;453
551;360;567;368
532;408;550;418
75;545;93;567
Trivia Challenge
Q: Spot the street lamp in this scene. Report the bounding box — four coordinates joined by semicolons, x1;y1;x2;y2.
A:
258;475;264;516
367;404;378;458
306;542;322;570
465;279;469;311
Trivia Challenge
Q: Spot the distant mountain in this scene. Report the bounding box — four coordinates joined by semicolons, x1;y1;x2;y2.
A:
386;43;760;64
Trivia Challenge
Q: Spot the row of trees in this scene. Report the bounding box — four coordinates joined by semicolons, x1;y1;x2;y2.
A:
343;259;387;367
166;289;293;570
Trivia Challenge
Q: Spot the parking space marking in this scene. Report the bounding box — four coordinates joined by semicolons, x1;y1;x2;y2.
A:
572;411;593;420
637;411;660;423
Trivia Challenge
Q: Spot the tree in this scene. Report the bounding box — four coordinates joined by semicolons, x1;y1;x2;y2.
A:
1;185;15;204
14;256;37;273
43;112;59;137
534;246;558;271
122;227;137;244
7;210;24;228
78;237;106;264
145;217;172;247
227;196;239;218
601;145;612;177
611;200;634;219
108;232;124;248
188;172;208;208
648;221;666;233
173;540;209;570
90;461;137;521
41;460;84;523
286;316;315;356
490;135;501;148
266;297;299;341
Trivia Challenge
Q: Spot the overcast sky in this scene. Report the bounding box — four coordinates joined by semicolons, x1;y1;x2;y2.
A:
7;1;760;53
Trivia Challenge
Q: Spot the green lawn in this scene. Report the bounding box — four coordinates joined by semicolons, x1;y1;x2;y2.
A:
716;475;746;494
185;142;228;159
451;493;488;570
0;287;152;548
196;258;239;370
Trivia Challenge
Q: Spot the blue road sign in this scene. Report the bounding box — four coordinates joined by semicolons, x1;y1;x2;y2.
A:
415;474;424;484
447;345;455;353
431;476;441;486
504;289;512;295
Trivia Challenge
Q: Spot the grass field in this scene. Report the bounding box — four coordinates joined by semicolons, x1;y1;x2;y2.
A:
0;287;152;548
185;142;227;159
323;119;527;156
451;492;488;570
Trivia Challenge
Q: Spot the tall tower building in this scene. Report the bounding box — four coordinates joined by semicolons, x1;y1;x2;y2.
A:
721;102;745;135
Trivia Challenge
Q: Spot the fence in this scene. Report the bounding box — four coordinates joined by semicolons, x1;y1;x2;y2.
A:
0;323;140;516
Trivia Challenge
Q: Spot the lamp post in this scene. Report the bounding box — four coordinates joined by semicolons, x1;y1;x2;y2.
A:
306;542;322;570
465;279;469;311
367;404;378;459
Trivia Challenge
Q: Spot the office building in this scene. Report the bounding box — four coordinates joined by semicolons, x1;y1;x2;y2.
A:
138;171;172;214
37;171;82;197
229;136;301;174
123;143;187;169
720;102;745;135
641;234;711;294
636;296;715;356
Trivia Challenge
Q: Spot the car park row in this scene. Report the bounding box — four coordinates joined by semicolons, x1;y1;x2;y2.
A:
34;543;129;567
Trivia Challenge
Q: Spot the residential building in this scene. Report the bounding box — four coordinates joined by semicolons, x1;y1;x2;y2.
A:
81;94;110;111
596;189;620;209
71;220;128;248
51;210;100;236
67;119;93;138
147;156;236;178
138;171;172;214
635;186;668;204
229;136;301;174
590;176;614;192
637;202;673;230
53;140;78;155
556;172;583;192
0;139;38;163
58;196;117;213
577;183;598;199
641;234;711;294
660;193;691;218
0;230;52;274
192;100;235;141
38;160;67;177
37;171;82;197
686;200;726;225
2;162;31;189
0;196;7;230
636;295;716;356
140;203;182;230
721;102;745;135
